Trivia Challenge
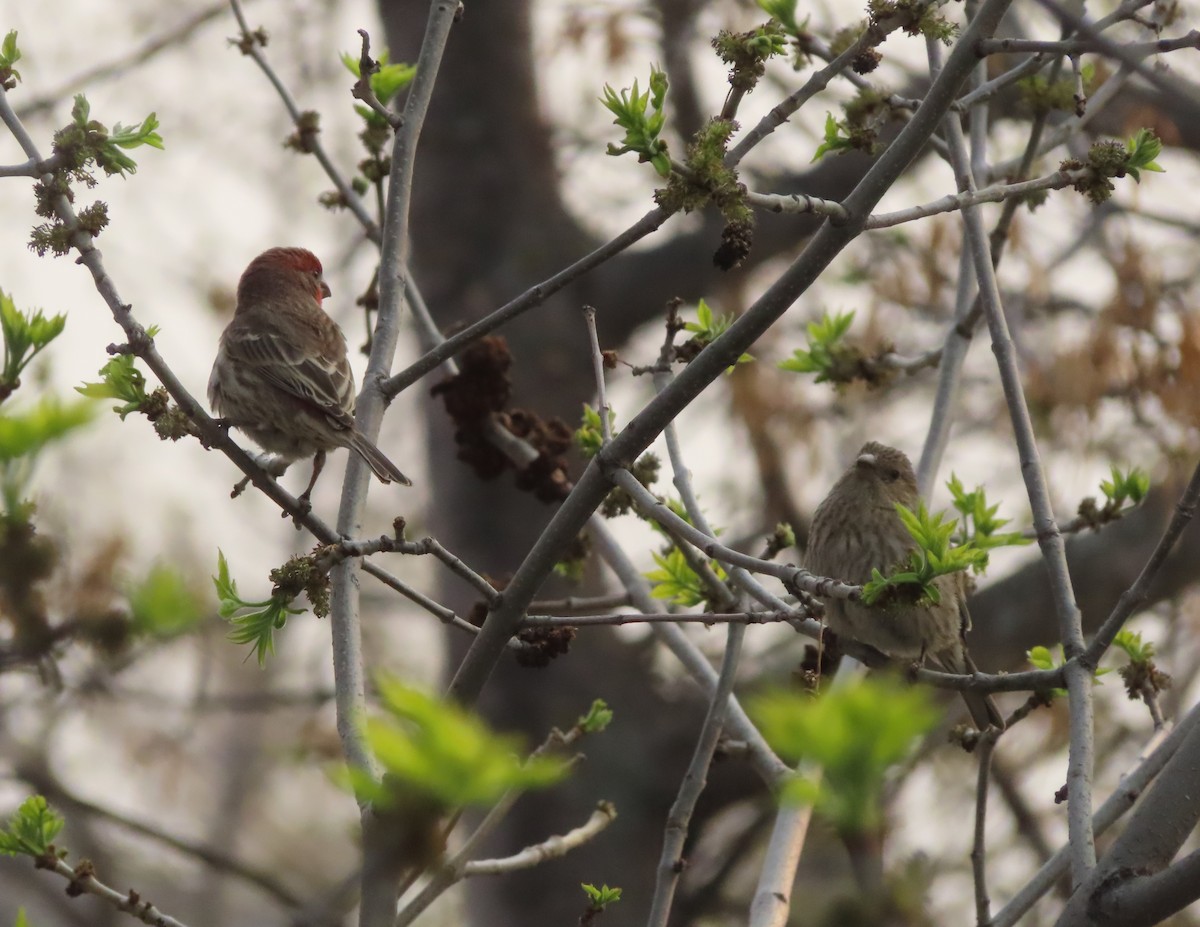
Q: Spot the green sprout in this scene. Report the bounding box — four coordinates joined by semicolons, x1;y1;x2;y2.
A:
645;546;728;608
861;501;988;606
778;309;856;380
75;350;157;419
129;565;203;639
581;883;623;909
601;66;671;178
341;49;416;124
0;290;65;402
213;550;306;666
1124;128;1164;183
575;403;617;457
1100;465;1149;507
811;111;856;162
752;678;940;835
756;0;802;36
63;94;163;177
683;298;754;372
0;796;64;859
578;698;614;734
0;31;21;90
947;474;1030;569
343;677;567;811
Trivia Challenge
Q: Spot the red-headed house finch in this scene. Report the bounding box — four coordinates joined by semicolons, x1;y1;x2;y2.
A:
806;442;1004;731
208;247;411;501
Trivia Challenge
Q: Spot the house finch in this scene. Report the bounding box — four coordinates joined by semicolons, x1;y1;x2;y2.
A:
806;442;1004;731
208;247;411;501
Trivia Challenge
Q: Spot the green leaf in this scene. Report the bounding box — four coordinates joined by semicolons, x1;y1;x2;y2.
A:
601;66;671;178
581;883;623;908
756;0;801;34
1;290;66;394
778;309;855;381
1125;128;1164;183
0;796;64;857
0;31;21;84
1100;465;1149;507
340;49;416;107
129;565;202;638
0;397;93;461
811;112;854;162
579;699;613;734
75;354;149;419
645;546;726;608
860;500;991;605
575;403;616;457
1113;629;1155;662
346;678;568;810
751;678;940;835
213;550;302;665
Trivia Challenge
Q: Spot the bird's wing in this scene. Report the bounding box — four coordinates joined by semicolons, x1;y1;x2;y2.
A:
223;327;356;425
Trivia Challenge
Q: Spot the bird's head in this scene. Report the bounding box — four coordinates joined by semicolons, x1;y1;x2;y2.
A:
847;441;920;507
236;247;331;310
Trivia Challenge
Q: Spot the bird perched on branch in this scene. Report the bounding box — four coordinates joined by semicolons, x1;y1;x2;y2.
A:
208;246;411;501
806;441;1004;731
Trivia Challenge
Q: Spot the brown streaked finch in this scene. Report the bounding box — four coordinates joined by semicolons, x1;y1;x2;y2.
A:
806;441;1004;731
208;247;411;502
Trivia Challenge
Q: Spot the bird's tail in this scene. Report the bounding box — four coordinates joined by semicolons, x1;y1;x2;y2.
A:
348;430;412;486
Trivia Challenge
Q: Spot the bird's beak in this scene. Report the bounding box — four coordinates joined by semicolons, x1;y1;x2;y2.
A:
855;452;877;470
320;280;332;299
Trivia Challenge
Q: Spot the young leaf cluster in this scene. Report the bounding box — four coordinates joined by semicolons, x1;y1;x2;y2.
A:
129;565;203;639
0;291;65;402
0;796;64;858
344;678;567;811
682;299;753;372
860;502;987;606
712;21;787;94
778;309;857;381
947;474;1030;569
601;66;671;178
1077;465;1150;528
49;94;162;179
213;550;305;666
341;49;416;125
1028;644;1111;698
756;0;803;37
581;883;623;909
575;403;616;458
0;30;21;90
645;546;728;609
31;93;162;256
1101;464;1149;507
76;352;160;419
1113;629;1172;703
578;698;614;734
1067;129;1164;204
752;678;940;835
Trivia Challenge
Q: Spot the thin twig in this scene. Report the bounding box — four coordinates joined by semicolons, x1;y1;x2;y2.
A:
465;802;618;875
972;729;1000;926
646;623;746;927
582;305;612;443
380;207;674;399
226;0;380;240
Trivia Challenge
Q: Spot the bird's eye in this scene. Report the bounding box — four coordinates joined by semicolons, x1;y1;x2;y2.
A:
881;467;901;483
